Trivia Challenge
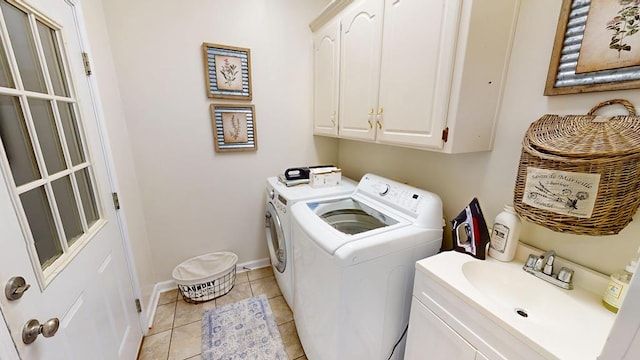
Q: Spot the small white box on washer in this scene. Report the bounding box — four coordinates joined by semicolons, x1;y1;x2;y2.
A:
309;167;341;188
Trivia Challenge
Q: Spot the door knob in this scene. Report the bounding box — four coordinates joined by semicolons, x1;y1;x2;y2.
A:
5;276;30;301
22;318;59;344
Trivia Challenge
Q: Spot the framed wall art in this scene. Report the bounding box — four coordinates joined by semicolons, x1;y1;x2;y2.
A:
545;0;640;95
202;43;252;100
211;104;257;152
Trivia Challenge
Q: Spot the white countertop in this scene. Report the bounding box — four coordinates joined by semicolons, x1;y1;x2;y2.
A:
416;248;616;360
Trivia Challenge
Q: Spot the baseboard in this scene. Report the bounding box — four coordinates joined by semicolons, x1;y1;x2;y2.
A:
236;257;270;272
146;279;176;330
145;258;270;330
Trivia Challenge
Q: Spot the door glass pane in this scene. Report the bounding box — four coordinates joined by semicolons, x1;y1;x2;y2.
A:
0;1;46;93
0;94;40;185
58;101;84;165
37;20;68;96
76;168;98;227
52;176;83;245
0;36;14;88
28;97;66;174
20;186;62;268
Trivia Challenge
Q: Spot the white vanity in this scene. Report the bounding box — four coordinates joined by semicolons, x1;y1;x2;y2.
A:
405;246;615;360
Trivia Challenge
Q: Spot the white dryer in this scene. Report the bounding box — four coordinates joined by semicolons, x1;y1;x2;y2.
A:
291;173;443;360
264;176;356;308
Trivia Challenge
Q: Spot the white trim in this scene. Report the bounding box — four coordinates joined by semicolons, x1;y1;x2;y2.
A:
309;0;354;31
69;1;148;332
236;257;270;272
146;280;174;330
0;307;19;360
145;259;271;329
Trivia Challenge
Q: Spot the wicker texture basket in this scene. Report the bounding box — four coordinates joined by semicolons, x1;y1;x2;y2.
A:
513;99;640;236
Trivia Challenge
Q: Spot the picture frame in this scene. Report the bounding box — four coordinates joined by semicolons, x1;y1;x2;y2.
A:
210;104;257;152
545;0;640;96
202;43;252;100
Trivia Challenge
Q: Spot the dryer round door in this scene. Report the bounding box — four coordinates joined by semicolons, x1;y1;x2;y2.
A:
265;202;286;273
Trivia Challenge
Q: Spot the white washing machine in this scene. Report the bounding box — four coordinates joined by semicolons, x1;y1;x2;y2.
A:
264;176;356;308
291;173;443;360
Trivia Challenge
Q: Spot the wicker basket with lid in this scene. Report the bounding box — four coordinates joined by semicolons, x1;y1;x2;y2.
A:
513;99;640;236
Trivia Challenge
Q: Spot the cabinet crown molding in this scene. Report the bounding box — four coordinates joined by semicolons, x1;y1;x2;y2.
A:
309;0;354;31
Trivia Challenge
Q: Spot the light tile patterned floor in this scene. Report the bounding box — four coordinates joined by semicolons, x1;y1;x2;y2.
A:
137;267;307;360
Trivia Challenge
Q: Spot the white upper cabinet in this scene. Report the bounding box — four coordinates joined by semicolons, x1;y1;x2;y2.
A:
338;0;383;141
377;0;461;148
310;0;520;153
313;18;341;137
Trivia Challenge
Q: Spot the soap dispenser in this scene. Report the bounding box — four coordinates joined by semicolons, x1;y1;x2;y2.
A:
488;204;521;262
602;246;639;313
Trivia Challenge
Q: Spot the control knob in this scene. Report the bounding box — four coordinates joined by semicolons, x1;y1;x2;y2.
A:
378;183;390;196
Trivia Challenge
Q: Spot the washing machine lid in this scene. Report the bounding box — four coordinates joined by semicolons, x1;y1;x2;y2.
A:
307;198;399;235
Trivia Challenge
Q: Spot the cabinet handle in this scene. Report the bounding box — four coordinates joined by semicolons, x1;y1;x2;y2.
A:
376;107;383;129
331;112;336;126
367;108;374;129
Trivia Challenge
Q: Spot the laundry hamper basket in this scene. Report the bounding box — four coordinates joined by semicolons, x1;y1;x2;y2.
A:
172;252;237;303
513;99;640;236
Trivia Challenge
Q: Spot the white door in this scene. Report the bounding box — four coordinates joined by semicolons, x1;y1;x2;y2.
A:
0;0;142;359
404;298;477;360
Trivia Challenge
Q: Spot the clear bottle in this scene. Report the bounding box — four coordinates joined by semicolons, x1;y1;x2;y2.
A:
488;205;521;262
602;251;638;313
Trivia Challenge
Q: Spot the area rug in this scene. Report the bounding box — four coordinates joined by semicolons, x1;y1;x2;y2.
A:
201;294;287;360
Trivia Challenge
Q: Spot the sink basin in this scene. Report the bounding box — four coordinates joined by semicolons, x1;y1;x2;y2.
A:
462;260;575;324
416;249;616;360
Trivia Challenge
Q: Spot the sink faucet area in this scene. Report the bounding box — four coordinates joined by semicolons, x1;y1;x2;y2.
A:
523;249;575;290
413;244;616;359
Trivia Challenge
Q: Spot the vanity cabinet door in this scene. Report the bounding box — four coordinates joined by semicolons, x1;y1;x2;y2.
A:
313;18;341;137
404;297;476;360
338;0;383;141
376;0;461;149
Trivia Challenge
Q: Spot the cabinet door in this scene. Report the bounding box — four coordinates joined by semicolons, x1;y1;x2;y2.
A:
404;298;477;360
377;0;461;149
338;0;384;141
313;18;341;136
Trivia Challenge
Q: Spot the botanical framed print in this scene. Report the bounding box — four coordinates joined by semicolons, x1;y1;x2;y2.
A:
577;0;640;72
202;43;252;100
545;0;640;95
211;104;257;152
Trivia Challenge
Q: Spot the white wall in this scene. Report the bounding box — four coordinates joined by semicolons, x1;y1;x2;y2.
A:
101;0;337;281
96;0;640;281
338;0;640;276
80;0;156;305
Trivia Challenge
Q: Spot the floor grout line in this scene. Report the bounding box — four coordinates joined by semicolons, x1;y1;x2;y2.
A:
140;268;304;360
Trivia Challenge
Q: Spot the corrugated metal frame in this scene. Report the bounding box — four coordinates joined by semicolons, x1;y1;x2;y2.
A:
210;104;257;152
545;0;640;95
202;42;252;100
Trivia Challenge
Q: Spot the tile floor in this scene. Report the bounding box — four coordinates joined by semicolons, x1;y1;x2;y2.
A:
137;266;307;360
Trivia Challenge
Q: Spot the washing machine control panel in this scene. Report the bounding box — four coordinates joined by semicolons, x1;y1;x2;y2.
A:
377;183;390;196
359;175;427;214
